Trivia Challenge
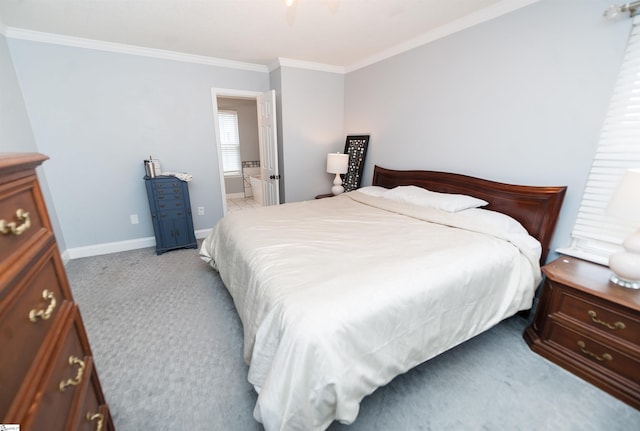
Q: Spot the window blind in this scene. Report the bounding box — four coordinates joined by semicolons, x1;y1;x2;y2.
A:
218;110;242;175
558;16;640;264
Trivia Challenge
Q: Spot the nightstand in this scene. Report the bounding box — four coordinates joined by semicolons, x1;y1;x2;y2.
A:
524;256;640;409
315;193;334;199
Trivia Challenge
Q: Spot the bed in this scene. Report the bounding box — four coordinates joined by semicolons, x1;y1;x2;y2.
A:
200;165;566;431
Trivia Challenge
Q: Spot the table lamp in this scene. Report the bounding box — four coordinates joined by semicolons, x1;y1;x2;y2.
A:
326;153;349;195
607;168;640;289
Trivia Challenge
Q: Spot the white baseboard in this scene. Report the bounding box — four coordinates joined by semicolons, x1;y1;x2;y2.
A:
63;228;213;261
226;192;245;199
60;248;72;265
194;228;213;239
66;236;156;260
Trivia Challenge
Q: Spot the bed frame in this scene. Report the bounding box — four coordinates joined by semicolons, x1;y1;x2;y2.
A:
372;166;567;264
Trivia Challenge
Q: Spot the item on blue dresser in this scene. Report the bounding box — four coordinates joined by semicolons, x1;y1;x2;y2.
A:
143;155;161;178
144;159;156;178
145;176;197;255
161;171;193;182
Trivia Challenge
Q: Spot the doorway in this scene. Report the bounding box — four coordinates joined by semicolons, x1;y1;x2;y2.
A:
211;89;280;213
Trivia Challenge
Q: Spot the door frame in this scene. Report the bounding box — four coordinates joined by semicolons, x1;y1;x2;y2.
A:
211;88;265;214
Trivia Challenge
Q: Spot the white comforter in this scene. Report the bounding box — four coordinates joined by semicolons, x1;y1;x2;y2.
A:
200;191;541;431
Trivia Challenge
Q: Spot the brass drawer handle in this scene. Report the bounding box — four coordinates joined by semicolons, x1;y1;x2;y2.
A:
587;310;625;330
86;412;104;431
29;289;57;322
59;355;86;391
0;208;31;236
578;341;612;362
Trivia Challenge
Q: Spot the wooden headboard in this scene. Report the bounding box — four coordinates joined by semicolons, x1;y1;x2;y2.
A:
371;166;567;264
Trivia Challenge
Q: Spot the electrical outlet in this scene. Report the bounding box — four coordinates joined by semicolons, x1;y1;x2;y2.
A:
197;206;205;216
130;214;139;225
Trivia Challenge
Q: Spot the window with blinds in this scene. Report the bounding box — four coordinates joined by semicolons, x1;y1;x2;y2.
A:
558;17;640;265
218;110;242;176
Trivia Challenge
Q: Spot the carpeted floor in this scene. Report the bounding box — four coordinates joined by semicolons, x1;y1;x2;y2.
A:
65;245;640;431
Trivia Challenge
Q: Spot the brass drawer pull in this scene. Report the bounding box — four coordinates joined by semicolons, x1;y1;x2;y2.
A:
587;310;625;330
86;412;104;431
59;356;86;391
0;208;31;236
578;341;612;362
29;289;57;322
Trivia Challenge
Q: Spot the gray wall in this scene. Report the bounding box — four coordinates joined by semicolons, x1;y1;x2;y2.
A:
8;38;269;249
343;0;630;262
3;0;631;260
0;34;66;251
0;35;36;152
278;66;345;202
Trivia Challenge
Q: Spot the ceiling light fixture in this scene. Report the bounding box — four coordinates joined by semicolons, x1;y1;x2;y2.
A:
604;1;640;19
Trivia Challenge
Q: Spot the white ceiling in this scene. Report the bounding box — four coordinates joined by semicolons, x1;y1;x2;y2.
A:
0;0;538;71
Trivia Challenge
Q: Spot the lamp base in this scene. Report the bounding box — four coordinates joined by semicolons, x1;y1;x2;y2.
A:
331;172;344;195
609;273;640;289
331;185;344;195
608;234;640;289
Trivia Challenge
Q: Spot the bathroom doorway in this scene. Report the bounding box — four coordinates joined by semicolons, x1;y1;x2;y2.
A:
211;89;280;213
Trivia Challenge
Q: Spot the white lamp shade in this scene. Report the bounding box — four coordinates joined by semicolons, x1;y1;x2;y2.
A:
326;153;349;174
608;168;640;221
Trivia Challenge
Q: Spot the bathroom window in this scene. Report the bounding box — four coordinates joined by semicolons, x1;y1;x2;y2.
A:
219;110;241;176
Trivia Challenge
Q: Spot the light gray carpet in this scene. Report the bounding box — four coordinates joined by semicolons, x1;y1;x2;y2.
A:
65;245;640;430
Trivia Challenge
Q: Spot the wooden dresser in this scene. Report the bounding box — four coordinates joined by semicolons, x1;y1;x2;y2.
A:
0;153;114;430
524;256;640;410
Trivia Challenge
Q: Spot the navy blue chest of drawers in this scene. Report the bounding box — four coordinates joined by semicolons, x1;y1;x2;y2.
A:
144;176;197;255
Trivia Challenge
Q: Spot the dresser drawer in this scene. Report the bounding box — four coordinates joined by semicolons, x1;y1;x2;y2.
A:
159;208;188;220
153;179;182;189
72;371;111;431
0;246;74;416
547;320;640;384
154;190;183;201
23;306;92;431
156;198;184;210
0;176;50;280
557;289;640;346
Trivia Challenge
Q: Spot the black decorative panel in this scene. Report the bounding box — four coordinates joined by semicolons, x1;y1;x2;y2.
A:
343;135;369;192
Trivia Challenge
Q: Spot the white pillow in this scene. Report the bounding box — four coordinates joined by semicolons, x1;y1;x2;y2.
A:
384;185;488;212
356;186;388;197
460;208;529;235
460;208;542;256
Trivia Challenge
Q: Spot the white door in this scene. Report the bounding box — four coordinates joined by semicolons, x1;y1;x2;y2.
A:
257;90;280;206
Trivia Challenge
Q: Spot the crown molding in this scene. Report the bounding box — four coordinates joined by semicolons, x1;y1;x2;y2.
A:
2;0;538;75
345;0;540;73
270;58;345;74
4;27;269;73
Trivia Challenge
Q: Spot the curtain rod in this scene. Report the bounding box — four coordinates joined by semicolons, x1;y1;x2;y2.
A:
604;1;640;19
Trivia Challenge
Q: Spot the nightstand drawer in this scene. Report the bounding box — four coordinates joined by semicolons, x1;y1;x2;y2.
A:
547;320;640;384
557;289;640;346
